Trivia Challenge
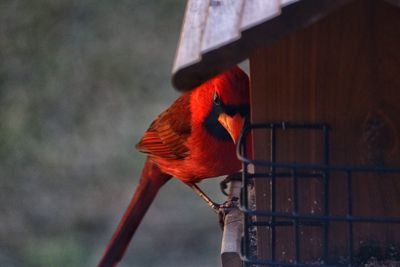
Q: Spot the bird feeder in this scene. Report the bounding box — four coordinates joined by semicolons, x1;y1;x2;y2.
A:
173;0;400;266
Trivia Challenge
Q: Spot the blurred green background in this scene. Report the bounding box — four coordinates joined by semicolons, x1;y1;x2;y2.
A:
0;1;228;266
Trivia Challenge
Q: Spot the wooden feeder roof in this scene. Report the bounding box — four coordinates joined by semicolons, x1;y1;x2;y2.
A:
172;0;400;91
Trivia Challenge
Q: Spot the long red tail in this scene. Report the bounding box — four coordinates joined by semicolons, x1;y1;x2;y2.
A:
98;157;172;267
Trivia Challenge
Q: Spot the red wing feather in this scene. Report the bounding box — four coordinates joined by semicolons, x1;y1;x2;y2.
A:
136;94;191;160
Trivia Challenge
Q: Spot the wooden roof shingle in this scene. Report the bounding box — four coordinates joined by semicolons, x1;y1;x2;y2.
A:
172;0;400;91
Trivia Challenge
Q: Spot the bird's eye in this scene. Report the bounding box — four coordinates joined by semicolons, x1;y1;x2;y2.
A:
213;92;221;106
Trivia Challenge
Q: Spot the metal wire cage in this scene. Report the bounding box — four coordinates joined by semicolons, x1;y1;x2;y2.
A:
237;122;400;267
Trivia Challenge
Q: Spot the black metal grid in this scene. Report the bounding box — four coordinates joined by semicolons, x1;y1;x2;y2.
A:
237;122;400;267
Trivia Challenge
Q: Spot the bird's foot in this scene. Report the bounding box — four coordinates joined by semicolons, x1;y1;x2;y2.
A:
220;172;242;196
218;196;239;229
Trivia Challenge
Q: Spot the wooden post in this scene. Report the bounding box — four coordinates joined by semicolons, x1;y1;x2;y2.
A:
221;180;243;267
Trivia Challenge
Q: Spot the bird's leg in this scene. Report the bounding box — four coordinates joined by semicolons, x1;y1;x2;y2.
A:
188;183;220;213
188;181;240;229
219;172;242;196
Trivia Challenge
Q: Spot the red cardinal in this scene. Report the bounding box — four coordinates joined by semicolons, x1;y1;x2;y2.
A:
98;66;250;267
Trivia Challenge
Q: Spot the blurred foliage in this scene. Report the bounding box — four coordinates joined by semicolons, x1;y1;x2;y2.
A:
0;1;226;266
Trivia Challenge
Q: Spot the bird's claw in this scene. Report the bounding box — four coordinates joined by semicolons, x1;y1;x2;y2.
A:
220;172;242;196
220;182;228;196
218;196;239;229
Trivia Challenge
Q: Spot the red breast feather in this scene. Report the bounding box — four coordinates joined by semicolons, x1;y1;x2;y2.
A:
137;67;249;183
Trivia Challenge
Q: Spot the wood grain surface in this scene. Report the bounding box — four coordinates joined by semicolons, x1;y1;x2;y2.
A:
250;0;400;263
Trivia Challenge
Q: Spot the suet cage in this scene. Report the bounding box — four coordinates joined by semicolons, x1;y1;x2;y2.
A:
238;122;400;267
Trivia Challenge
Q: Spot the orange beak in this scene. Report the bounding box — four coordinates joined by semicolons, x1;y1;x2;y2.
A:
218;113;245;144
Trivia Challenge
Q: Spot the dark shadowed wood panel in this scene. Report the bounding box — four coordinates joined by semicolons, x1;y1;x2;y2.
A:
250;0;400;263
385;0;400;7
